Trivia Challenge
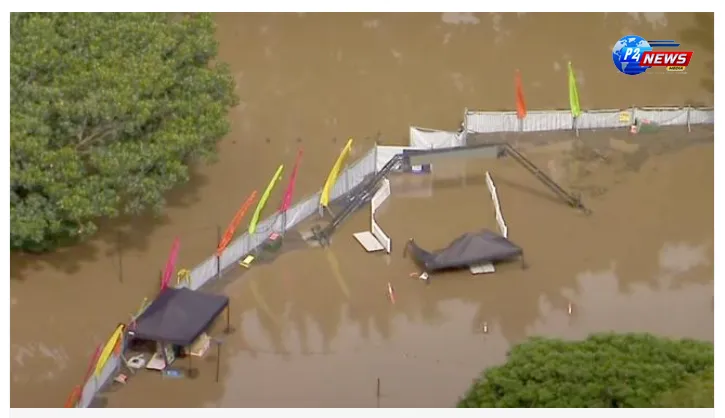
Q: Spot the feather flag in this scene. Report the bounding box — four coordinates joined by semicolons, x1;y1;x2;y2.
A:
568;61;582;117
515;69;527;119
280;148;303;212
217;191;258;256
249;165;285;234
320;139;353;208
160;237;180;290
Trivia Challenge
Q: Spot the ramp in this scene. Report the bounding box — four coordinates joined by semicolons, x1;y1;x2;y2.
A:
353;232;384;252
501;145;590;213
313;155;403;245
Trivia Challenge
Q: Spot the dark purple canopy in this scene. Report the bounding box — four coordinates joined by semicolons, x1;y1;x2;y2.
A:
408;229;523;272
133;287;229;346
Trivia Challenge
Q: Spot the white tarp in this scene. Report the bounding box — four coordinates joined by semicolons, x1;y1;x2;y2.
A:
376;146;411;172
409;126;464;149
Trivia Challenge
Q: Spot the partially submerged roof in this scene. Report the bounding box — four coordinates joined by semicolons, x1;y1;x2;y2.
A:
132;287;229;346
408;229;523;272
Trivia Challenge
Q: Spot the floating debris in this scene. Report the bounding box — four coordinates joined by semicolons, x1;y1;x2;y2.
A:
567;303;573;315
387;282;396;304
239;255;255;268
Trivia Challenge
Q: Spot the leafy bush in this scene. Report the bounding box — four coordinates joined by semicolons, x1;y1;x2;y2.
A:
10;13;238;251
458;333;713;408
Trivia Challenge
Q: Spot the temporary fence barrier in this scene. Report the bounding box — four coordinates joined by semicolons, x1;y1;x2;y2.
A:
463;106;714;135
68;104;714;407
74;327;127;408
370;178;392;254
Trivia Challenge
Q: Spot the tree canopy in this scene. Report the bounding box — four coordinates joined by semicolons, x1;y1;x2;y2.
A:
10;13;238;251
458;333;713;408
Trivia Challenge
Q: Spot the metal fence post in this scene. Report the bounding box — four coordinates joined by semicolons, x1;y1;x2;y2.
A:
686;106;692;132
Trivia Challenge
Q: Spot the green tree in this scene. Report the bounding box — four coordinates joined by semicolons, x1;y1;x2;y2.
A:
458;333;713;408
10;13;238;252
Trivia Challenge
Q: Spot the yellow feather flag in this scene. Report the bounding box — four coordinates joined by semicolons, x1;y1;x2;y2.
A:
567;61;582;118
320;138;354;208
249;165;284;234
94;324;125;376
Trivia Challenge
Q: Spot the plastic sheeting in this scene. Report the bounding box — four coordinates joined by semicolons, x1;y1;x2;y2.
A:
409;126;464;148
464;111;519;133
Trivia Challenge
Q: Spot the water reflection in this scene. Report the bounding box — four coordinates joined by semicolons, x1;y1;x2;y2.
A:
218;239;712;407
529;242;713;341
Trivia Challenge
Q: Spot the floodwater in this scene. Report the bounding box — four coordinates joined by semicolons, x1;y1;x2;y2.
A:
9;13;714;407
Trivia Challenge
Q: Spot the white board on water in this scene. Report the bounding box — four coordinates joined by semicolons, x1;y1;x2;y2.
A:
469;263;496;275
353;231;384;252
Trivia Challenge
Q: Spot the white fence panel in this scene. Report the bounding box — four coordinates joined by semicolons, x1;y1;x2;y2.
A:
465;111;519;133
577;109;630;130
636;107;689;126
371;178;392;254
284;193;321;230
485;172;507;238
330;148;376;201
689;107;714;125
189;255;218;290
76;352;121;407
523;110;573;132
220;233;250;274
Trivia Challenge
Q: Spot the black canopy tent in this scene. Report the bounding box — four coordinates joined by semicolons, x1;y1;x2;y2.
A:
405;229;525;274
131;287;230;380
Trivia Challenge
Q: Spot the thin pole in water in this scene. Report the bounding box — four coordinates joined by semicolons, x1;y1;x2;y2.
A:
376;377;381;408
215;341;221;383
117;231;123;284
216;225;222;280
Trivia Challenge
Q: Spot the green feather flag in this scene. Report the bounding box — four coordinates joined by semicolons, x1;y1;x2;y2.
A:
568;61;582;118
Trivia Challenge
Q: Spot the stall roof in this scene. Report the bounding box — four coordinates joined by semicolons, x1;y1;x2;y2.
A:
132;287;229;346
408;229;523;272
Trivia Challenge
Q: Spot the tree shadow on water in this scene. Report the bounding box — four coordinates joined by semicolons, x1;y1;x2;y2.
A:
10;164;210;281
679;13;714;102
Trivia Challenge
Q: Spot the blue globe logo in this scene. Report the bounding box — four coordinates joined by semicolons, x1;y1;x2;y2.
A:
612;35;652;76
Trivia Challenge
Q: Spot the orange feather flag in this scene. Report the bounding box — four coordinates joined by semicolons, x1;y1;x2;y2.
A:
515;69;527;119
217;191;258;256
64;385;81;408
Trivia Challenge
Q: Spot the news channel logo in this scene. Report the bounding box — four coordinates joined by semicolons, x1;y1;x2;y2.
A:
612;35;692;75
612;35;652;75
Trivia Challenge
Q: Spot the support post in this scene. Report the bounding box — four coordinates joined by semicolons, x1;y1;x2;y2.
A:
225;305;231;334
376;377;381;408
215;341;222;383
216;225;222;280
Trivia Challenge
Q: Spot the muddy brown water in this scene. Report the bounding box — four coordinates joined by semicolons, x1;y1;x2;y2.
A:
10;13;713;407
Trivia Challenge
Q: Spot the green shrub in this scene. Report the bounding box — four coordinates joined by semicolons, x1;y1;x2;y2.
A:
458;333;713;408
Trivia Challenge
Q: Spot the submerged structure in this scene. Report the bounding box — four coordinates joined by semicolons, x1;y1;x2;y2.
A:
405;229;525;275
